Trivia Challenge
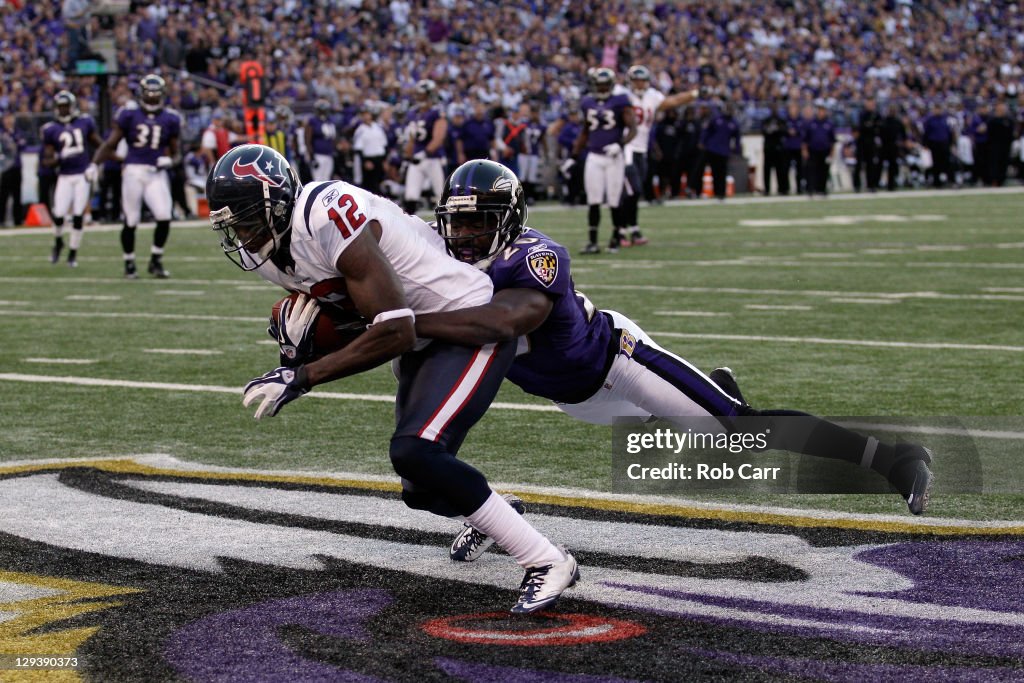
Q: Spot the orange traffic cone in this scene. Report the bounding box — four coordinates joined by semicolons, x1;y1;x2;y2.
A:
701;167;713;198
196;197;210;218
726;175;735;198
23;203;52;227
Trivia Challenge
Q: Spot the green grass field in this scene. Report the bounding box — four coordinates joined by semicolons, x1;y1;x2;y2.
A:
1;189;1022;520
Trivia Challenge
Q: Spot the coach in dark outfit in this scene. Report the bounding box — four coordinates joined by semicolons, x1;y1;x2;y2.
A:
761;104;787;195
699;101;741;200
781;102;805;194
986;101;1015;187
854;98;881;191
879;105;906;190
802;103;836;196
921;104;952;188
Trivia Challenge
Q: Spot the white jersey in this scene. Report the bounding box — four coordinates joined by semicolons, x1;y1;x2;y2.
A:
626;87;666;154
250;180;493;316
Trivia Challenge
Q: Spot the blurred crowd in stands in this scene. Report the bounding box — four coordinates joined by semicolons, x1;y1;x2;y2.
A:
2;0;1024;225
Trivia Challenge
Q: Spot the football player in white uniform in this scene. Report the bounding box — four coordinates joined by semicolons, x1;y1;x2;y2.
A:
621;65;699;246
206;144;579;614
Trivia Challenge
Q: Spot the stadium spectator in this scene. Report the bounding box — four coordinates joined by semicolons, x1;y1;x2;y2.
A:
1;0;1022;202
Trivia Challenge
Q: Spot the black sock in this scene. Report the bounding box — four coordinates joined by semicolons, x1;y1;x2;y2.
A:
120;224;136;255
756;409;899;476
72;215;83;230
154;220;170;249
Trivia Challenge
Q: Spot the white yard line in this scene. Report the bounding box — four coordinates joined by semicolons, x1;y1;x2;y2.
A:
64;295;121;301
0;309;266;323
23;358;97;365
142;349;223;356
745;304;813;311
652;311;732;317
579;283;1024;303
829;298;901;305
0;374;1021;441
651;331;1024;353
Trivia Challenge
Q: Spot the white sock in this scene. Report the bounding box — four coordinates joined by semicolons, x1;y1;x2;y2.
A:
466;492;562;567
69;228;84;250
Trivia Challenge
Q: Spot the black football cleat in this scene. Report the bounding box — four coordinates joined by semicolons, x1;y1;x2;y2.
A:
710;366;747;405
50;240;63;264
889;444;933;515
579;242;601;255
148;257;170;279
124;259;138;279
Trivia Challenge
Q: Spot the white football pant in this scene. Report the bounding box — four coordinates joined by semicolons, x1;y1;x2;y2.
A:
584;150;625;207
405;157;446;204
121;164;172;226
52;173;92;219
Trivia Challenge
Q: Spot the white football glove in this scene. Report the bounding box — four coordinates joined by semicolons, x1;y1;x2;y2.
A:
275;293;321;365
412;150;427;163
602;143;622;158
156;156;174;169
559;158;576;178
242;366;310;419
83;163;98;183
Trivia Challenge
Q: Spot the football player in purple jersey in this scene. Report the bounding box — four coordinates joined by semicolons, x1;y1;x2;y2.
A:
304;99;337;182
572;67;636;254
416;161;934;557
402;79;448;216
40;91;103;267
92;74;182;279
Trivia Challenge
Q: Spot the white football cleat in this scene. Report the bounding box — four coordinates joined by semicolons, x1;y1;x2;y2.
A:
510;548;580;615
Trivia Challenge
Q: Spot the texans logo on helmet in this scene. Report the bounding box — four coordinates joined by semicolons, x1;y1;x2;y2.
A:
232;152;285;188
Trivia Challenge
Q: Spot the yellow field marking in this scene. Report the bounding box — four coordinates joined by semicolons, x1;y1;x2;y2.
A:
0;572;141;683
2;458;1021;536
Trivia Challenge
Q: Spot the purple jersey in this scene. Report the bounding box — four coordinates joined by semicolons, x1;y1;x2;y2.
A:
115;104;181;166
580;93;632;152
41;115;96;175
308;115;336;155
486;228;612;403
405;106;444;157
526;121;545;155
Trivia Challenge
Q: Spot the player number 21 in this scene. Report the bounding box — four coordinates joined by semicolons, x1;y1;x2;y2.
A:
327;194;366;238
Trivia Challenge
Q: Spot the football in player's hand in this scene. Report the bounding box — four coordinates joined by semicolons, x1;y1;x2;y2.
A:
270;292;367;359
